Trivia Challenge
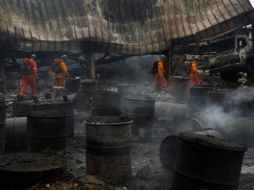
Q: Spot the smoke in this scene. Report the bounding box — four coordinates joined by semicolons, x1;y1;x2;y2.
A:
225;86;254;105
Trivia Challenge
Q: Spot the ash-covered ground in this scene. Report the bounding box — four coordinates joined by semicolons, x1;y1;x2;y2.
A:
63;82;254;190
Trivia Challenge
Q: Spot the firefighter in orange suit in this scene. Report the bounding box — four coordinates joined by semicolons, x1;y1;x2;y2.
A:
189;56;201;85
52;55;69;97
18;54;38;101
152;55;169;91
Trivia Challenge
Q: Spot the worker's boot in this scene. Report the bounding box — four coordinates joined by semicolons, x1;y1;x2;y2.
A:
17;95;24;101
45;92;52;99
62;95;69;102
32;96;39;103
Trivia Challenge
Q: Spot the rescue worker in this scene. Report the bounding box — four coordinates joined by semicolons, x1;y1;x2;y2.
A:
52;55;69;98
189;56;201;85
152;55;169;91
17;54;38;101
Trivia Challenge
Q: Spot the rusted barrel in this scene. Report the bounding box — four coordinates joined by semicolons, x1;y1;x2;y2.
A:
81;79;97;97
74;79;97;111
5;117;27;152
117;84;136;96
91;89;121;116
27;110;68;152
0;95;5;154
189;84;213;113
160;129;224;170
171;132;246;190
155;102;187;120
169;76;191;101
85;116;133;185
13;100;74;137
175;115;254;148
65;77;80;93
174;114;215;134
0;153;65;190
208;90;228;106
121;95;155;142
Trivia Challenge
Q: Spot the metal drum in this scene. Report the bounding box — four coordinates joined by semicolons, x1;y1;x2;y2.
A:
0;94;5;154
13;100;74;137
189;84;213;113
74;79;97;111
85;116;133;185
174;114;216;134
91;89;121;116
171;132;246;190
169;76;191;102
117;84;136;96
65;77;81;93
5;117;27;152
160;129;224;170
121;95;155;142
0;153;65;190
27;110;68;152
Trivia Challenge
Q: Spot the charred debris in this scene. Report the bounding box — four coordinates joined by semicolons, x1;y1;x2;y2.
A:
1;0;254;190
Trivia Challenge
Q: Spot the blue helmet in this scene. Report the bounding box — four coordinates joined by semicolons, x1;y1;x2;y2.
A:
160;55;167;60
60;54;68;60
193;55;199;60
31;54;36;59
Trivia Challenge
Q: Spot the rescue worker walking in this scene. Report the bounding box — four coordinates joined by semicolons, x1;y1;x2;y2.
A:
18;54;38;101
152;55;169;91
52;55;69;98
189;56;201;85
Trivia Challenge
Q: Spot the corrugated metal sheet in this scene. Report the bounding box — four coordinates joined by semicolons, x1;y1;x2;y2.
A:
0;0;253;54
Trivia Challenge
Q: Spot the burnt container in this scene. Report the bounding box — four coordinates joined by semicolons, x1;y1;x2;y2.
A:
0;153;65;190
169;76;191;102
160;129;224;170
0;94;5;154
65;77;81;93
85;116;133;185
189;84;213;113
91;89;121;116
27;110;69;152
117;84;136;96
121;95;155;142
13;100;74;137
5;117;27;152
171;132;246;190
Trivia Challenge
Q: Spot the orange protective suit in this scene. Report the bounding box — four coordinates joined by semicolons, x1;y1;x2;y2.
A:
189;60;200;85
152;59;168;91
19;58;38;96
54;59;69;87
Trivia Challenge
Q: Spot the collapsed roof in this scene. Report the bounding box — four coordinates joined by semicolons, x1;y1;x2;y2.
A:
0;0;253;55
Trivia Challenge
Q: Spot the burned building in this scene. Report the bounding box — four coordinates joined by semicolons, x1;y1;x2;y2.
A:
0;0;254;190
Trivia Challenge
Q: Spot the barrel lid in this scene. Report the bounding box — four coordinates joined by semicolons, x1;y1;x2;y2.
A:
85;116;133;126
0;153;64;172
27;110;67;118
178;132;247;152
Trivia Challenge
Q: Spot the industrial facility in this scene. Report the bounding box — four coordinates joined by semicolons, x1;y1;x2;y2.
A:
0;0;254;189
